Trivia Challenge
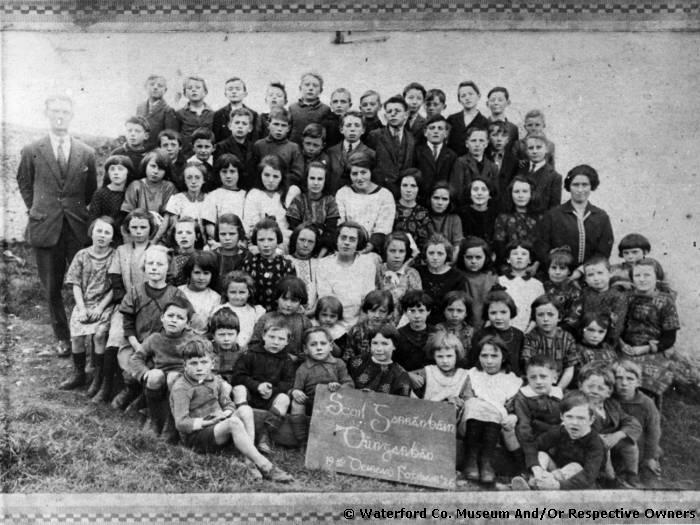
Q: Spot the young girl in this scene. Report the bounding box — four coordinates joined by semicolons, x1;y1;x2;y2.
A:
211;213;250;289
247;276;312;361
89;155;134;245
62;217;117;392
576;311;619;367
286;161;340;255
522;295;579;390
214;271;265;350
241;218;296;313
243;154;294;248
472;286;524;376
493;176;541;269
461;335;522;484
456;236;498;330
348;322;412;397
392;169;431;253
620;259;679;400
342;290;394;362
427;182;463;262
167;216;199;287
459;177;498;245
498;240;545;332
378;232;422;324
313;296;347;358
164;160;208;247
203;153;247;241
435;291;474;364
610;233;670;293
542;246;581;333
449;126;499;210
287;223;321;315
177;251;221;335
121;150;177;245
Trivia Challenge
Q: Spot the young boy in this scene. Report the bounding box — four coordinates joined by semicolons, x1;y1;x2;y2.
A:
413;114;457;203
424;88;446;119
175;75;214;155
231;317;295;454
581;256;629;344
209;307;244;385
289;72;331;145
188;128;216;191
395;290;436;373
170;339;293;481
449;126;499;209
446;80;489;156
290;327;354;443
322;87;352;147
212;76;260;144
403;82;427;137
111;116;150;170
300;123;330;175
252;107;304;188
359;89;384;141
214;107;256;190
517;109;556;168
486;120;519;212
366;95;415;199
136;75;178;151
485;87;519;149
513;356;564;477
158;129;186;189
519;132;562;214
130;296;200;438
614;360;662;483
511;392;605;490
259;81;288;139
326;110;375;193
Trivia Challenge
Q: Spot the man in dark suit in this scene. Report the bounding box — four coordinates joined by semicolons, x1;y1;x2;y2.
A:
366;95;415;200
17;95;97;357
413;114;458;205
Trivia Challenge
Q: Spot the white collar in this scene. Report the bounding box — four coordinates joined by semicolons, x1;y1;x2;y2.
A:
520;384;563;399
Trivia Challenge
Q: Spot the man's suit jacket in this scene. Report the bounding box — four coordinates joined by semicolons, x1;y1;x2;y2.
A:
17;136;97;248
366;127;416;199
325;141;375;194
413;143;458;205
446;110;489;156
487;146;520;212
136;99;178;150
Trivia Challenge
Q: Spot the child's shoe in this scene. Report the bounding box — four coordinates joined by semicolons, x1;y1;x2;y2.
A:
160;414;180;444
244;459;264;481
59;353;87;390
259;464;294;483
511;476;531;491
463;449;479;481
257;431;273;455
86;354;104;397
289;414;309;447
111;382;139;410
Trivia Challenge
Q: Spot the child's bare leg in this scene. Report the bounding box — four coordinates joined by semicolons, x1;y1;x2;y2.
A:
553;462;583;481
232;385;249;406
234;404;256;441
215;416;271;468
93;324;109;355
270;393;290;415
290;400;306;415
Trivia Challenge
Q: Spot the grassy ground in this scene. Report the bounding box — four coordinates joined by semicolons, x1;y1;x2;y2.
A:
2;243;700;493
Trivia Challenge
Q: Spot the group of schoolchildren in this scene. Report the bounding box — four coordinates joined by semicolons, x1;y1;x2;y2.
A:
60;70;679;489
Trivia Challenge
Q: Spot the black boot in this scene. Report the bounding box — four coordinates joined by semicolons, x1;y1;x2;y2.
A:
144;387;167;437
93;346;117;404
479;422;500;484
463;419;482;481
259;408;284;454
161;413;180;444
111;380;139;410
59;353;87;390
289;414;309;447
86;353;104;397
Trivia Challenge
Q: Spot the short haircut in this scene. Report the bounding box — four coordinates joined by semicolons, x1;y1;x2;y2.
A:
314;295;344;321
475;335;511;372
578;362;615;390
331;87;352;103
487;86;510;100
505;239;534;260
145;74;167;85
361;290;394;314
337;221;369;252
102;154;135;187
182;338;214;361
456;236;494;273
346;149;375;172
269;107;291;124
276;275;308;305
618;233;651;257
403;82;426;99
424;114;449;127
222;271;255;303
229;107;254;124
138;149;172;181
565;164;600;192
215;213;246;242
251;217;283;244
529;294;560;322
484;286;518;318
615;359;642;380
262;313;291;336
125;115;151;133
426;88;446;104
158;129;182;145
581;310;612;334
457;80;480;96
560;391;592;416
300;71;324;91
429;181;456;214
87;216;116;240
524;131;548;145
465;126;489;141
341;110;365;127
368;322;400;348
289;223;321;258
267;81;288;103
547;246;575;272
383;95;408;111
488;120;510;135
163;295;195;321
183;250;220;291
44;94;73;110
425;329;465;361
583;255;611;272
359;90;381;104
214;153;245;179
302;123;326;140
442;290;471;315
224;76;247;90
123;208;157;237
183;75;208;94
526;354;558;373
400;289;434;312
382;231;411;264
303;326;331;346
524;109;545;123
399;167;424;189
183;160;208;180
171;215;200;248
143;244;172;266
209;307;240;333
504;175;536;213
633;258;665;281
423;233;454;262
191;127;215;144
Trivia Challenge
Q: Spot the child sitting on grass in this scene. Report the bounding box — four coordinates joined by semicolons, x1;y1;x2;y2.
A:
170;339;293;482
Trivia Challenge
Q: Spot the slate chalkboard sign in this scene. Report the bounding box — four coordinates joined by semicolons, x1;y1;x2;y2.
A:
304;387;456;489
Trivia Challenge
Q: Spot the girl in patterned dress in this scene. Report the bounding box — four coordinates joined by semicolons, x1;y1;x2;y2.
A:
377;231;422;324
434;290;474;365
493;176;541;270
392;168;432;255
541;246;581;333
88;155;135;245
